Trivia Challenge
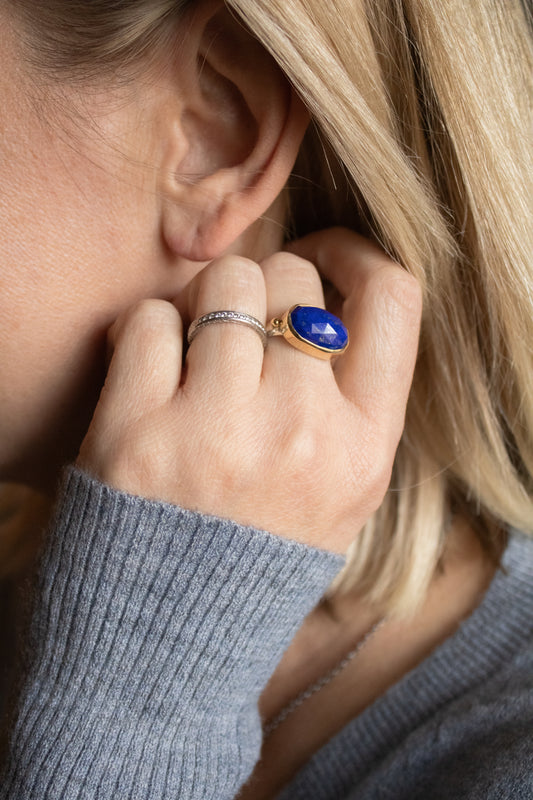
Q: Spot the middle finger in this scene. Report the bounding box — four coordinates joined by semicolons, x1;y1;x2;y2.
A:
185;255;267;396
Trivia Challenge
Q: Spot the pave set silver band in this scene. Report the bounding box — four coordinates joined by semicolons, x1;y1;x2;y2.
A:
187;306;349;360
187;310;268;347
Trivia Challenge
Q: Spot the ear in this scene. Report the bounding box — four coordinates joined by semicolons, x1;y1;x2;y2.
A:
157;3;309;261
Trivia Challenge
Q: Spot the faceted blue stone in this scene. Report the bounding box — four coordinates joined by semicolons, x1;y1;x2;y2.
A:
289;305;348;352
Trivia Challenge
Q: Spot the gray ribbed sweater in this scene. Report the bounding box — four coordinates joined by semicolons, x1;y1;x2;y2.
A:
1;467;532;799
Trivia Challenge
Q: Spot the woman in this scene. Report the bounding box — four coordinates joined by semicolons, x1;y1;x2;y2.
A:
0;0;531;797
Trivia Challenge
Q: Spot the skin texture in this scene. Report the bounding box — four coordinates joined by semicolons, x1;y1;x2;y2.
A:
1;3;421;555
0;4;498;796
79;234;422;553
0;3;306;488
0;28;192;485
239;516;496;799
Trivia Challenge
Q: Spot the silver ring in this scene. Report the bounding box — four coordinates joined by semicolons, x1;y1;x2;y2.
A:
187;310;267;347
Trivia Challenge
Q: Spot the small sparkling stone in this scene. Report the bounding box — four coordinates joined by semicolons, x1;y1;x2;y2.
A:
289;306;348;351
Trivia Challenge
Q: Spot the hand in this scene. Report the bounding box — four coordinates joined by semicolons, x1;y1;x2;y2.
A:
77;229;422;554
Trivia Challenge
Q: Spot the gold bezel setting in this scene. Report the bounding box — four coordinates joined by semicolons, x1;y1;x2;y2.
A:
268;304;349;360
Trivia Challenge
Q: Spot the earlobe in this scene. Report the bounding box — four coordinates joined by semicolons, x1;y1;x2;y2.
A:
158;4;309;261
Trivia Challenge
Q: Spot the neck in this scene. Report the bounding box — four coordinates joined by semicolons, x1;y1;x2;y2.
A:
243;518;500;800
259;515;497;728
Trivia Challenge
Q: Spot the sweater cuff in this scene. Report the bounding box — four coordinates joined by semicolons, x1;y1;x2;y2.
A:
3;466;344;798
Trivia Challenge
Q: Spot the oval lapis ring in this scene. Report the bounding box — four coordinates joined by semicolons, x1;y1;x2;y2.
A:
267;304;349;360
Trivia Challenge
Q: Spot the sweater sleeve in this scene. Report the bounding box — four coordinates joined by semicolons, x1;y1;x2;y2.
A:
1;467;344;800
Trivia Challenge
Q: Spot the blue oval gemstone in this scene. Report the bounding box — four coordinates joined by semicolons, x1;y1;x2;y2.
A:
289;305;348;352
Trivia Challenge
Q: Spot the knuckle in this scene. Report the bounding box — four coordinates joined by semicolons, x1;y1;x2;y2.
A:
192;256;265;318
349;433;393;510
282;413;325;477
373;456;393;498
109;300;181;364
378;269;422;319
388;272;422;312
366;449;394;507
263;252;322;295
121;299;177;335
202;255;264;295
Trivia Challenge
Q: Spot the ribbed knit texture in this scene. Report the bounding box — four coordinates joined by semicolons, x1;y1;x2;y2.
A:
1;467;344;799
278;529;533;800
1;468;532;799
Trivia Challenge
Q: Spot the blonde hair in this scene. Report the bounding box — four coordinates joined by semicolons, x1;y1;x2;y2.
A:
4;0;533;614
